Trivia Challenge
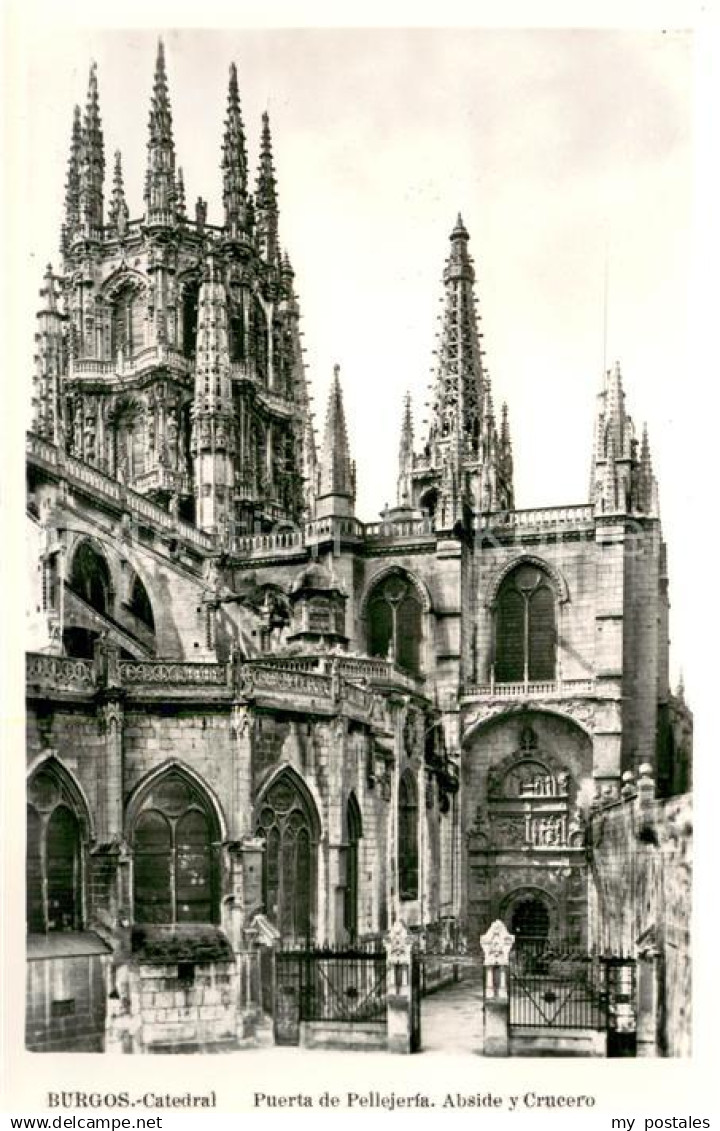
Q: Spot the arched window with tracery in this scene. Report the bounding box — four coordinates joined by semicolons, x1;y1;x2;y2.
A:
69;541;112;618
26;763;87;933
367;573;423;676
131;770;220;925
344;793;362;940
111;285;145;359
398;770;419;901
255;771;319;942
494;563;556;683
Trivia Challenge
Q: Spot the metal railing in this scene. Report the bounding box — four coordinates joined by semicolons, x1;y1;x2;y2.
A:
276;944;387;1024
509;938;607;1030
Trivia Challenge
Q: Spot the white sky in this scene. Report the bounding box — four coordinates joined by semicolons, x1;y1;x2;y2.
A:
6;21;708;697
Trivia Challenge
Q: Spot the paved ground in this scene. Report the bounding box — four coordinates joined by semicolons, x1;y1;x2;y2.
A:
419;971;485;1055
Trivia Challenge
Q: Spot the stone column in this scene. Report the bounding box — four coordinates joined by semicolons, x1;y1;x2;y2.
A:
228;696;254;841
480;919;514;1056
384;920;419;1054
94;639;124;845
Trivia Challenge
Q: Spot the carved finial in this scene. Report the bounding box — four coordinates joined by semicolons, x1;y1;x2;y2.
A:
479;919;514;966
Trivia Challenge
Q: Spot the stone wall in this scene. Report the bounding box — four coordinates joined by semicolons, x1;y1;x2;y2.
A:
26;949;110;1052
119;956;239;1053
588;790;692;1056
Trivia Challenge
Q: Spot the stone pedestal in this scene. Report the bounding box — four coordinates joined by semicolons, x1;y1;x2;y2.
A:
480;920;514;1057
636;933;660;1057
384;920;419;1054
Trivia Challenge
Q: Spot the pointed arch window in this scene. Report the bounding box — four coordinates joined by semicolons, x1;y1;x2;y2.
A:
69;541;112;618
344;793;362;940
494;564;556;683
398;771;419;901
26;766;87;933
255;772;318;942
182;279;201;359
111;286;144;359
131;771;219;925
367;574;423;676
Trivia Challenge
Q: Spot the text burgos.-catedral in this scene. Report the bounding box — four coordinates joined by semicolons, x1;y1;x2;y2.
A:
47;1095;216;1110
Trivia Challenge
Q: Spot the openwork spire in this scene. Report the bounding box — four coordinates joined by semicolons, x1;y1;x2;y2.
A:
144;39;177;226
108;150;129;237
426;214;484;461
222;63;251;238
255;111;279;263
316;364;355;517
79;63;104;238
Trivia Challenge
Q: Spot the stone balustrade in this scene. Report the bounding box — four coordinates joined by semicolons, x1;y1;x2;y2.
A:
69;347;191;380
247;653;424;694
26;652;386;720
364;517;435;540
247;664;332;700
26;432;59;467
27;432;214;554
118;661;229;686
463;677;595;699
26;653;95;693
485;504;594;529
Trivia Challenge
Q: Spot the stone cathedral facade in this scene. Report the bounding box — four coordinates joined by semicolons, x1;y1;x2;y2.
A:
25;44;691;1052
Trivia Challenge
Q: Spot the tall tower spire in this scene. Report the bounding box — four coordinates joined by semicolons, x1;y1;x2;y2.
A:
255;111;279;264
61;105;83;255
316;364;355;519
108;150;129;238
427;214;484;462
144;39;177;227
79;63;104;240
222;63;251;240
191;255;235;537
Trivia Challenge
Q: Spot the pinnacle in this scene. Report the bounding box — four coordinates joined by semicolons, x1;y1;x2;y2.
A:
319;364;353;500
155;39;167;82
451;212;469;240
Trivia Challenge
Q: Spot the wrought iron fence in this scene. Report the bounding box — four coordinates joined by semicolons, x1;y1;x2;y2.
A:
510;937;608;1030
275;943;387;1024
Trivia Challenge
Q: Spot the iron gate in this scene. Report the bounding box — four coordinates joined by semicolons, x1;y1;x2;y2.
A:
509;938;608;1031
273;944;387;1045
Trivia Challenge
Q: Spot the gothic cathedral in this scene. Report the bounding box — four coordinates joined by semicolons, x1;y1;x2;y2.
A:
25;43;691;1052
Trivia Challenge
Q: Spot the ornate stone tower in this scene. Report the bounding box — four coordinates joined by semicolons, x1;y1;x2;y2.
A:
32;42;313;536
401;215;515;531
589;361;658;517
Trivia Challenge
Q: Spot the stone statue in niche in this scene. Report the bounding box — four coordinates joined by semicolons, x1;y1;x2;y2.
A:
166;408;179;466
526;813;567;848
